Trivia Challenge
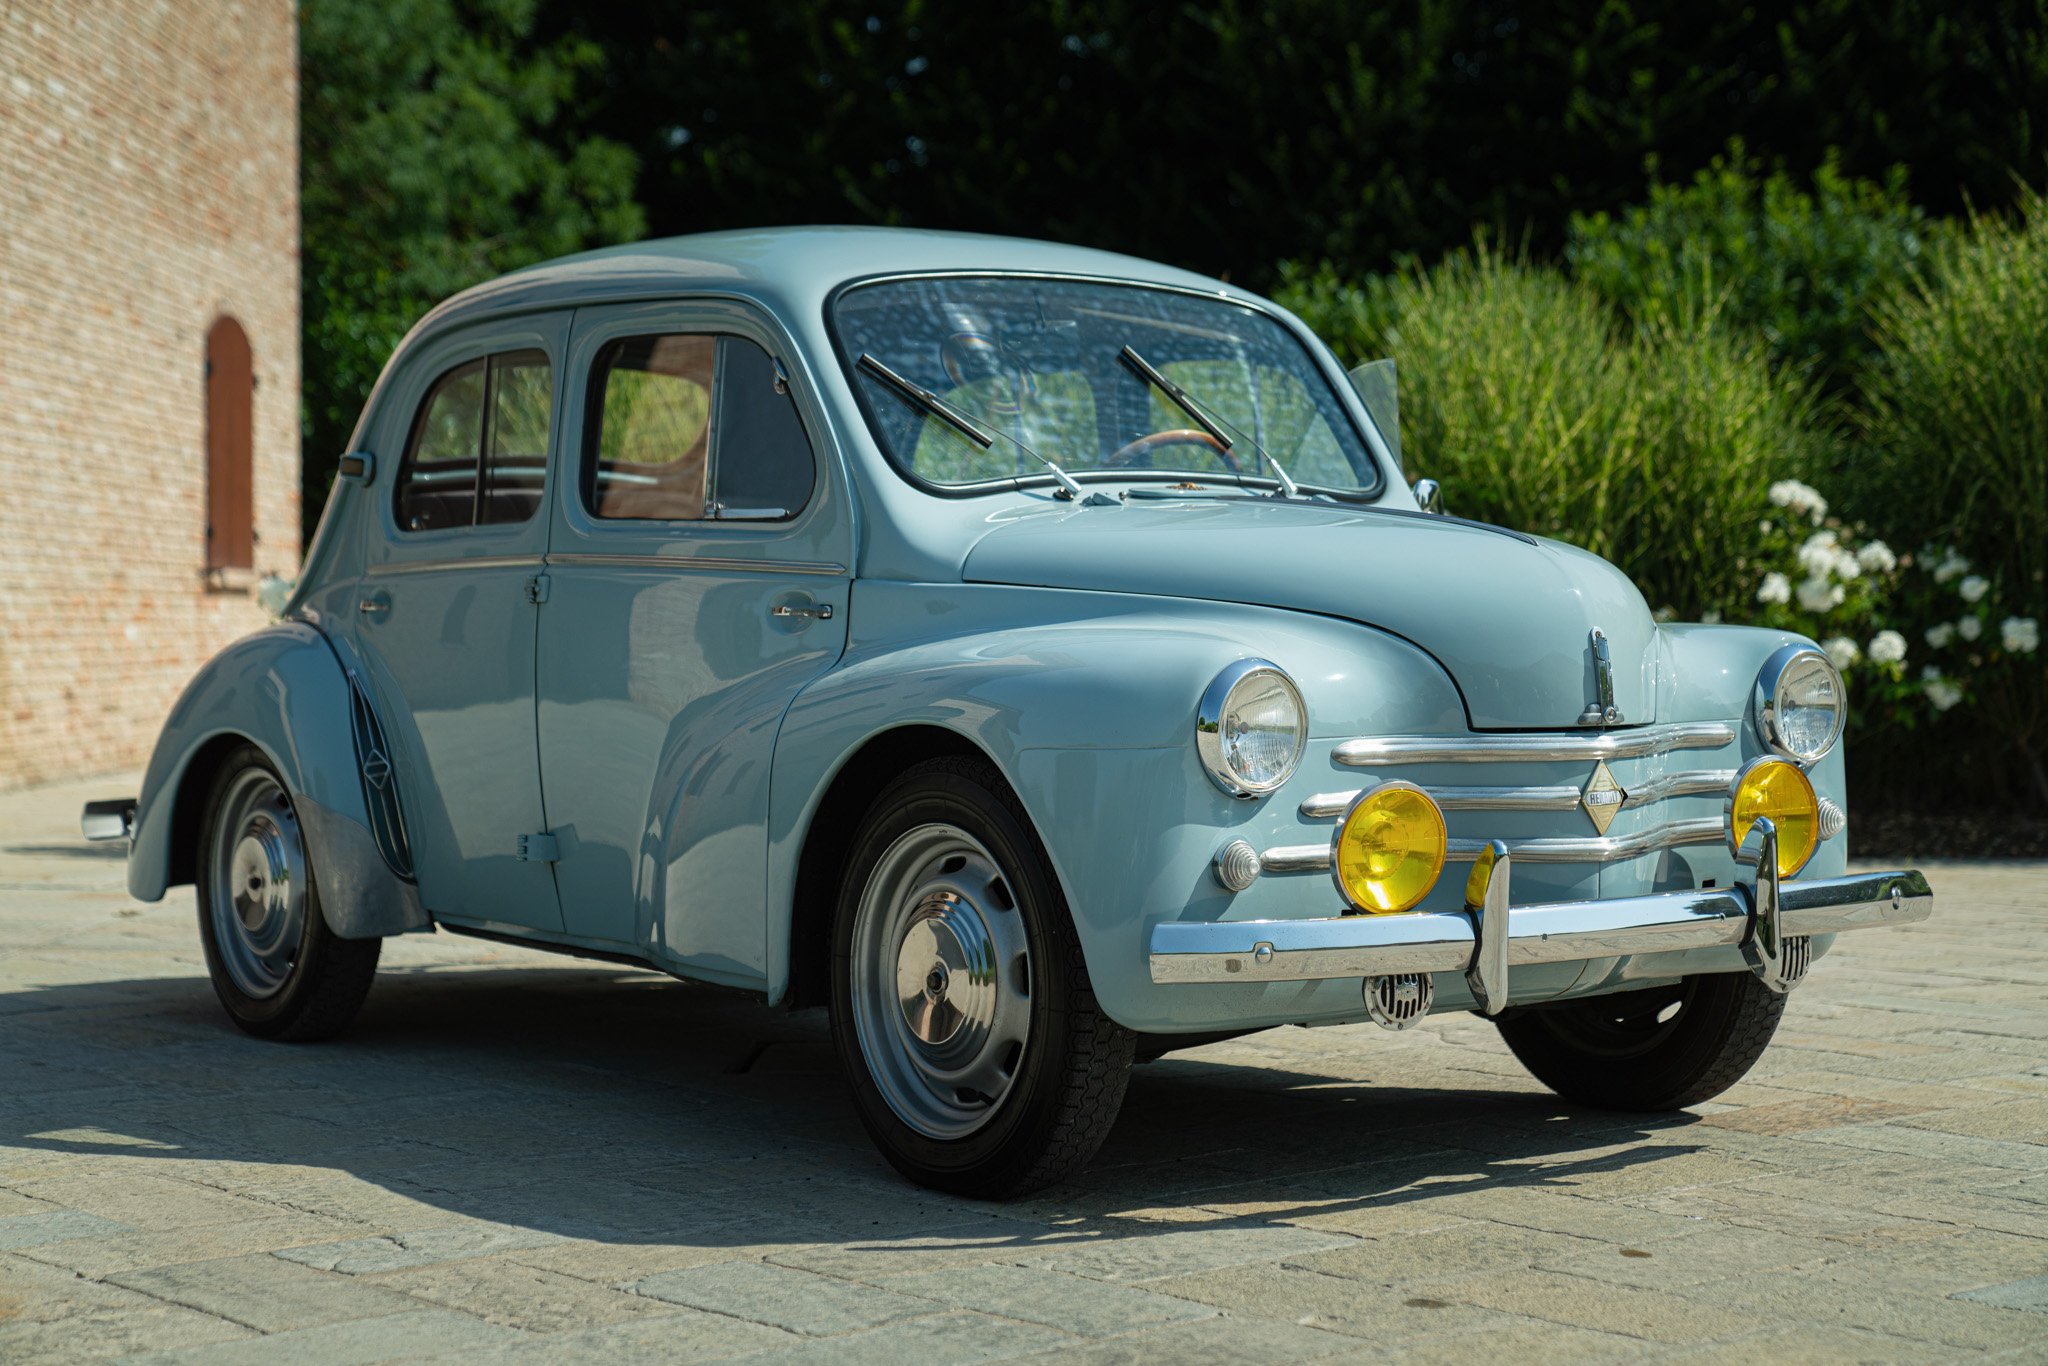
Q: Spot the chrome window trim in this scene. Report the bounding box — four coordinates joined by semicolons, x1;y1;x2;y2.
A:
1195;658;1306;799
1298;768;1738;820
1334;721;1736;767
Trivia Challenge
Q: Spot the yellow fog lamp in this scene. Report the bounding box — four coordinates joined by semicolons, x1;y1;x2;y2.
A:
1333;781;1447;914
1725;757;1819;878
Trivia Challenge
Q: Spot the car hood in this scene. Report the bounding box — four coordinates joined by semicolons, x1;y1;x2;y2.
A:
960;500;1658;729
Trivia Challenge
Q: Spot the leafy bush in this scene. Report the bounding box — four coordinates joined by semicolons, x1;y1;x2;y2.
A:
1567;144;1937;389
1855;195;2048;803
1276;245;1838;618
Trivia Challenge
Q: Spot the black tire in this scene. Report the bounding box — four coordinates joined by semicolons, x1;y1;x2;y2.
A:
1495;972;1786;1111
196;745;381;1041
829;756;1135;1198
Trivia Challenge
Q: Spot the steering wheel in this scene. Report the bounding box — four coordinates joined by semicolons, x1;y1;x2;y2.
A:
1105;429;1241;473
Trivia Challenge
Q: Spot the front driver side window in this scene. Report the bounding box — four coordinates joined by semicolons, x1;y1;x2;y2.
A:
585;333;815;522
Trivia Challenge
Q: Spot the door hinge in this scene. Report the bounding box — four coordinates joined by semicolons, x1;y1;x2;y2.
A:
515;832;560;862
523;573;551;605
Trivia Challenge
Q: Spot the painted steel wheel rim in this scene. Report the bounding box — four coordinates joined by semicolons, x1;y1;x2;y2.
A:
208;769;309;999
850;823;1033;1140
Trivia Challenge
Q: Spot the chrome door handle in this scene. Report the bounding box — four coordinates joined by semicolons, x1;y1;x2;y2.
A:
359;592;392;617
770;602;833;621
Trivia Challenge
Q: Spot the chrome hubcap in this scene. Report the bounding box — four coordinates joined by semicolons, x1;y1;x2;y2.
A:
852;824;1032;1139
207;769;307;999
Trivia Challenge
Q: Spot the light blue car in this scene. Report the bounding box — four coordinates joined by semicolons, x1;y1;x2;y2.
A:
85;228;1931;1196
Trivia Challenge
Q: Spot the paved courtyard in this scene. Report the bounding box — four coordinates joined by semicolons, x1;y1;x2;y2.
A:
1;776;2044;1363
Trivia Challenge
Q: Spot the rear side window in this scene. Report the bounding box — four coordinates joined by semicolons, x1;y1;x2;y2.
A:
395;349;552;532
584;334;814;522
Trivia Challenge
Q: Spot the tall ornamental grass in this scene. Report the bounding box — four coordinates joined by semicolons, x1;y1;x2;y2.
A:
1277;247;1837;617
1857;194;2048;802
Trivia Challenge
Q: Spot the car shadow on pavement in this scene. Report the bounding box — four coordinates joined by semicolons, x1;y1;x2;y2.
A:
1;963;1708;1261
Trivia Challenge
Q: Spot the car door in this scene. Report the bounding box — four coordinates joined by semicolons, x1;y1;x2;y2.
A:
536;299;851;982
347;314;569;934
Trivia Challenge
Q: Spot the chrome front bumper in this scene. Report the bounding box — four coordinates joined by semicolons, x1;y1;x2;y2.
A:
1148;826;1930;1011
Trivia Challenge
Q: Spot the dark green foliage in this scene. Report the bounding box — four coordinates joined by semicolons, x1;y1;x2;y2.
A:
1568;145;1939;388
300;0;644;525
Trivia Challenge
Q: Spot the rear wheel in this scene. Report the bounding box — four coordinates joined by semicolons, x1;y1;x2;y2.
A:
196;745;380;1041
1495;972;1786;1110
829;757;1134;1198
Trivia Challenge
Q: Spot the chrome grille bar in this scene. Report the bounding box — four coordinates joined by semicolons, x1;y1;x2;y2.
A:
1259;815;1725;873
1334;722;1736;767
1298;768;1738;820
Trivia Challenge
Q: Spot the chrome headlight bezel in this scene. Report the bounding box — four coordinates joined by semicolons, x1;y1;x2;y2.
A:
1196;659;1307;798
1757;644;1846;764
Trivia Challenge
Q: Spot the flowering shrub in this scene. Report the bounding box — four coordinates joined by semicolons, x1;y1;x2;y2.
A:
1735;477;2046;804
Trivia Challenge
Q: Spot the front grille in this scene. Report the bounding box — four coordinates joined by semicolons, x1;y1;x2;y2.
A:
1263;721;1740;872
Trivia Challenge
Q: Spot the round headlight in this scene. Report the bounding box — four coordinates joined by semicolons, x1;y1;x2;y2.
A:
1725;757;1819;878
1758;644;1845;763
1333;781;1447;914
1196;659;1306;798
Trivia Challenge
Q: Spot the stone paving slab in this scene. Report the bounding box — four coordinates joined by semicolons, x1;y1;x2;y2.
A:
1;774;2046;1361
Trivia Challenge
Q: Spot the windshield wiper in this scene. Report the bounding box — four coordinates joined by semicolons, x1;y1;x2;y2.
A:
1117;345;1305;499
857;353;1092;501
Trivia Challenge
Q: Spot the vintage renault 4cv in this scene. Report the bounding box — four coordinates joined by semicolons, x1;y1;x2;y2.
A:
87;229;1932;1196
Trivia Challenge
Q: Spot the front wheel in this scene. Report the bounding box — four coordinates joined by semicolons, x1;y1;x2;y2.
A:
1495;972;1787;1111
196;745;381;1041
830;757;1135;1198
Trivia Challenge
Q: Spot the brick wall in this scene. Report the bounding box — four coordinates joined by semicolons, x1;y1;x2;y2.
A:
0;1;300;789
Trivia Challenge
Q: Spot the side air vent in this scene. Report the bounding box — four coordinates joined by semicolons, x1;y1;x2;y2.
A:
1364;973;1435;1030
348;670;415;881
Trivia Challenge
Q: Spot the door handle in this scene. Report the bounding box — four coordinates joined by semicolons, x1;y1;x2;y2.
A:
359;591;392;618
769;601;833;622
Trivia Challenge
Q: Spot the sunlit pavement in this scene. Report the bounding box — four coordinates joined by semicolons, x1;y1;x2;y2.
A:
2;776;2044;1364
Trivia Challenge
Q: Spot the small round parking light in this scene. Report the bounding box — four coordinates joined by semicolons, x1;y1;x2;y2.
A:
1333;781;1447;914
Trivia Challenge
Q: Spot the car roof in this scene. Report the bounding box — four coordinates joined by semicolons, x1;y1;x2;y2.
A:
412;225;1248;336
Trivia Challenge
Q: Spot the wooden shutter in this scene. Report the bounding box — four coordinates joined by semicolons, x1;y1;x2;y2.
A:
206;316;254;570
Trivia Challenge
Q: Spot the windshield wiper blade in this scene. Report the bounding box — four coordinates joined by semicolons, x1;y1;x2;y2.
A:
858;352;1091;501
1117;344;1304;499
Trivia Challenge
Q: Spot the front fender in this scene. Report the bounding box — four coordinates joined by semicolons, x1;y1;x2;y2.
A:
128;621;428;938
765;583;1466;1020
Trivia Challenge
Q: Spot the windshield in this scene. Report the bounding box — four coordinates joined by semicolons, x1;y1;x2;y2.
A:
832;276;1382;496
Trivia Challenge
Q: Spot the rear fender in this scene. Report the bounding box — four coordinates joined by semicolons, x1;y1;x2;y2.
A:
128;621;427;938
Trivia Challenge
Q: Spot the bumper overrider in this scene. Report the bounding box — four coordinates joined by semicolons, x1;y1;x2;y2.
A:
1148;818;1932;1021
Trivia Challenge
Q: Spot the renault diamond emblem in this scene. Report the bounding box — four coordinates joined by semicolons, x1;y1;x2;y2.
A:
1581;760;1626;835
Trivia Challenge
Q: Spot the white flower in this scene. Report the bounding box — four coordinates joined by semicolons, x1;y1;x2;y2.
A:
1925;622;1956;649
1856;540;1897;573
255;574;294;619
1756;572;1792;605
1701;609;1722;624
1797;530;1842;577
1933;549;1971;584
1759;519;1774;534
1797;576;1845;613
1959;575;1990;604
1920;670;1964;711
1958;616;1982;643
2003;617;2040;653
1653;605;1678;623
1768;479;1829;524
1867;630;1907;665
1833;549;1863;580
1822;636;1861;668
